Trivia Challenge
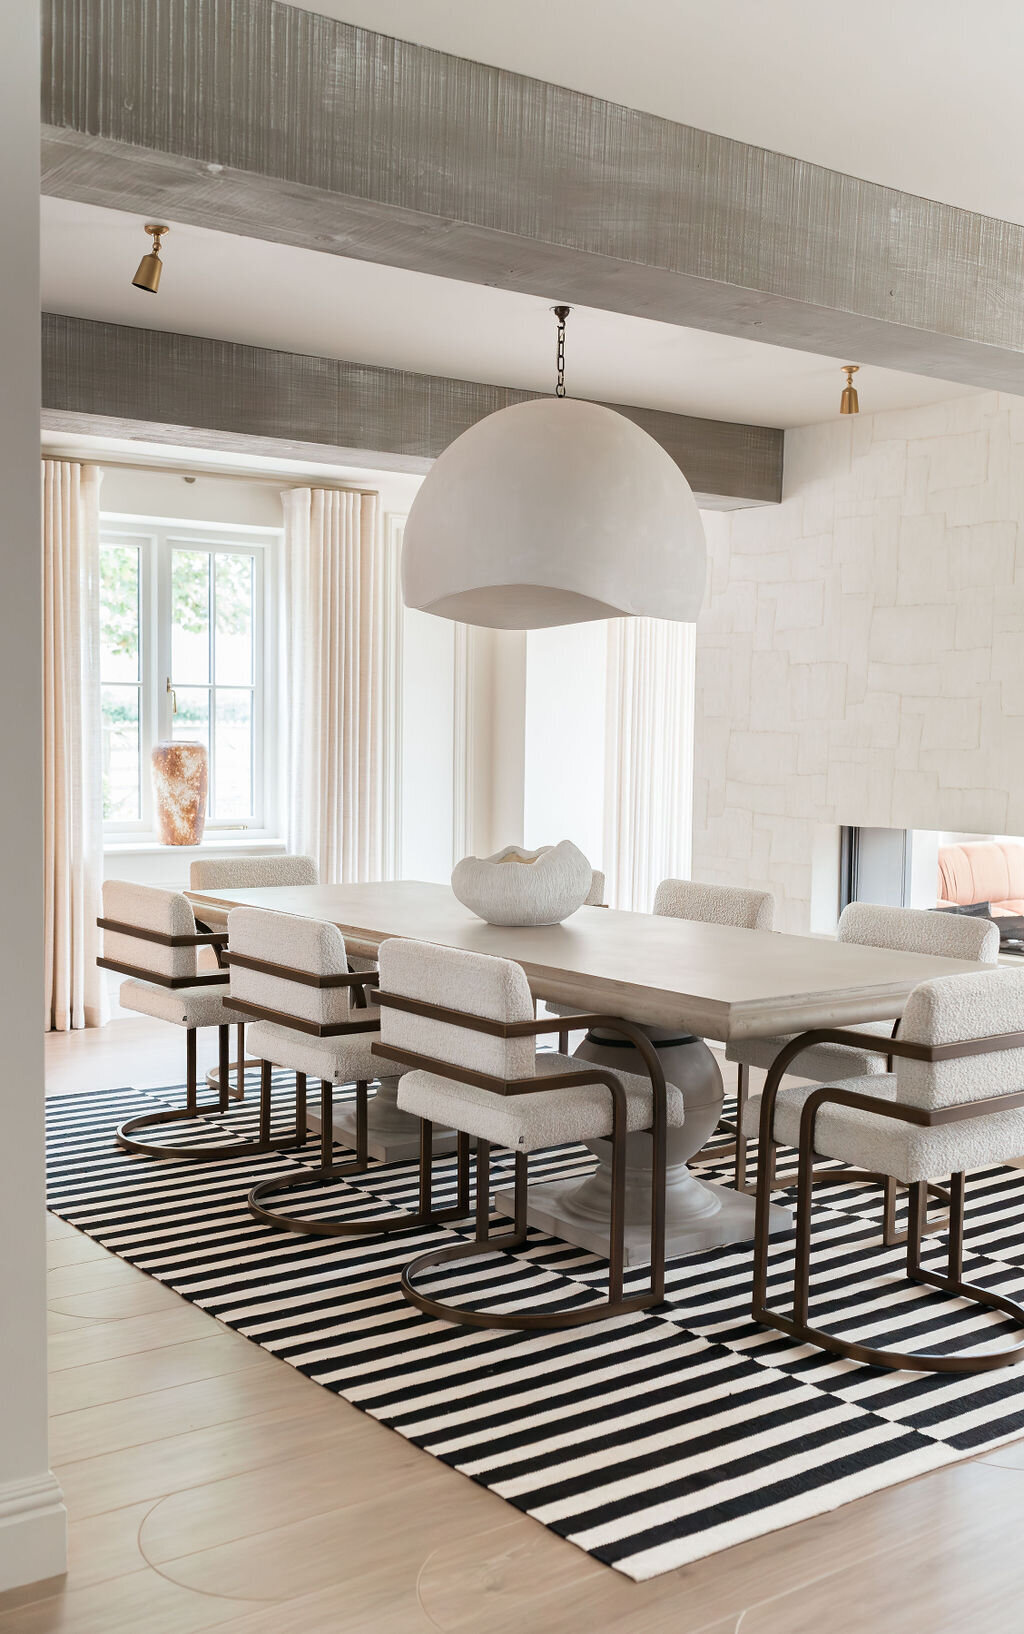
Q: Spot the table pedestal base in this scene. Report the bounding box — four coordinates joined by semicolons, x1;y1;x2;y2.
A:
495;1024;792;1265
495;1166;791;1265
306;1076;461;1164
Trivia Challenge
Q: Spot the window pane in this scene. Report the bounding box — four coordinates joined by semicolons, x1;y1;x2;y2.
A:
101;685;140;820
215;554;254;685
172;687;210;753
214;689;253;818
99;545;140;683
171;549;210;684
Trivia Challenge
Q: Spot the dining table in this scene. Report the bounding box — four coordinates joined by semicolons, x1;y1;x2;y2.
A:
185;879;991;1263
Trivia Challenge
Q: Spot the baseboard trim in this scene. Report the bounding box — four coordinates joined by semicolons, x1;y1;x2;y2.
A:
0;1472;67;1594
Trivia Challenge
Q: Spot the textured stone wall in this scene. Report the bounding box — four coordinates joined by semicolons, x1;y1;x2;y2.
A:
693;390;1024;931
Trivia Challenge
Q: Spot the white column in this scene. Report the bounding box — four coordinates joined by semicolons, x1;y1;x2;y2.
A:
0;0;68;1592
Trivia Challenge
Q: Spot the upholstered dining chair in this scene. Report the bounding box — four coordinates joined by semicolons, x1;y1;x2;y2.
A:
98;880;296;1161
652;877;776;1176
372;937;684;1331
230;907;470;1238
749;966;1024;1373
189;853;320;1097
728;902;1000;1200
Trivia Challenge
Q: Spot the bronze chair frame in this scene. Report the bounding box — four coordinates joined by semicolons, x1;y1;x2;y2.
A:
368;991;669;1331
733;1018;952;1246
751;1024;1024;1372
99;916;307;1161
233;952;475;1237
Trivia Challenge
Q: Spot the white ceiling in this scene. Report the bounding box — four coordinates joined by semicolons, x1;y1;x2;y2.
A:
286;0;1024;226
41;198;974;431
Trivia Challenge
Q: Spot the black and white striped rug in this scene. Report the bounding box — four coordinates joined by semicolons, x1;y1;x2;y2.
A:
46;1078;1024;1580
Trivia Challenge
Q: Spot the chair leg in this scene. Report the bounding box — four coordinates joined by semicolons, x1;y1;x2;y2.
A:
419;1117;434;1217
235;1024;246;1099
355;1080;368;1168
217;1026;230;1114
734;1065;749;1193
185;1029;197;1112
947;1171;966;1281
456;1131;471;1215
319;1079;333;1170
260;1059;274;1143
294;1071;307;1144
475;1140;491;1242
558;1027;570;1055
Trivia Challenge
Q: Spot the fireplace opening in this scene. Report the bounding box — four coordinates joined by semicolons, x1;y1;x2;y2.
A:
840;828;1024;955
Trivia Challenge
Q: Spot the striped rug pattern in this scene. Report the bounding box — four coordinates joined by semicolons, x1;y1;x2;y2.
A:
46;1077;1024;1580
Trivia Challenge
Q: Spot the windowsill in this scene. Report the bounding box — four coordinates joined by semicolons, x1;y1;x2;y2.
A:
104;832;286;856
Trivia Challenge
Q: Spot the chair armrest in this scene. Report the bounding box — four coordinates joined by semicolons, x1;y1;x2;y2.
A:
97;916;227;948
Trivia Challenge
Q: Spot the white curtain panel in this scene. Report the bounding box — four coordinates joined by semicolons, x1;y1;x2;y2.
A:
603;617;696;911
42;459;106;1030
279;487;393;882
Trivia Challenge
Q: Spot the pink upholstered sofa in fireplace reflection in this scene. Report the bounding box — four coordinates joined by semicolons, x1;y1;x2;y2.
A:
938;840;1024;916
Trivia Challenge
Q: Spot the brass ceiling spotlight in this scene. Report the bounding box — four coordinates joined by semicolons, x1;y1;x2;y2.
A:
839;363;860;415
132;224;169;293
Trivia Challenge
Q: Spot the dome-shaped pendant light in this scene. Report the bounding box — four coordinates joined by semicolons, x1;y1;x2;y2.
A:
401;306;707;631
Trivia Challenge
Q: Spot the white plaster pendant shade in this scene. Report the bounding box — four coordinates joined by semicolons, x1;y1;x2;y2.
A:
452;841;594;925
401;397;708;630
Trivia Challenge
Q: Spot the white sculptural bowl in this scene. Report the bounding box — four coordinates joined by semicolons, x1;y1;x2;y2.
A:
451;841;594;926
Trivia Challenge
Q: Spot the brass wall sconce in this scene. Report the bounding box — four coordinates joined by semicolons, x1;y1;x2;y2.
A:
132;224;169;293
840;364;860;415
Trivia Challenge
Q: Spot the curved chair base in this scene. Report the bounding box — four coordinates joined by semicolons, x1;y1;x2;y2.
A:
753;1269;1024;1374
399;1130;664;1333
246;1080;475;1238
116;1104;306;1162
754;1163;1024;1374
400;1236;660;1332
248;1164;467;1237
116;1036;306;1162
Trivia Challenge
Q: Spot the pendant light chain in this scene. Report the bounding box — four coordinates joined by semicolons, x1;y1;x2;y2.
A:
552;304;571;398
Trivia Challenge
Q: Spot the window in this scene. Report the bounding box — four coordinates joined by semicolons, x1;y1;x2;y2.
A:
99;520;276;839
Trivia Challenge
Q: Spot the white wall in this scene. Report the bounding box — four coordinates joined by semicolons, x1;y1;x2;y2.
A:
693;389;1024;931
523;623;608;863
100;467;284;528
0;0;69;1592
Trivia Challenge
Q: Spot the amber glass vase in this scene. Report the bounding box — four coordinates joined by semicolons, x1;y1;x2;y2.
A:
151;741;208;846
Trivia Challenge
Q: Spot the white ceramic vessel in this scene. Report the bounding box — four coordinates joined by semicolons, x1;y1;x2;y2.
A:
451;840;594;926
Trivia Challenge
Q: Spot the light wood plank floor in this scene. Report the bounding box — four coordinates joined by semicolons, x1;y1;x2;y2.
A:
3;1019;1023;1631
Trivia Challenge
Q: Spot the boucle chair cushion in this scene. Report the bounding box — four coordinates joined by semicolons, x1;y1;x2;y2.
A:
838;901;999;963
228;908;357;1028
653;878;774;931
725;1021;893;1080
898;967;1024;1110
726;901;999;1079
103;880;199;981
743;1072;1024;1186
397;1051;685;1154
119;978;244;1030
245;1018;404;1085
189;855;319;932
378;938;537;1082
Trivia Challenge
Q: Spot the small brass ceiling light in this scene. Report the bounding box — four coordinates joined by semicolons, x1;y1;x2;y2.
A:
839;363;860;415
132;224;169;293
